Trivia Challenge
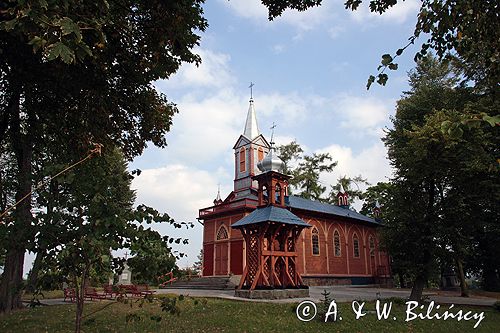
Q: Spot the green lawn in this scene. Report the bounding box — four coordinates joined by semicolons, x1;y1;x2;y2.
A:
0;296;498;333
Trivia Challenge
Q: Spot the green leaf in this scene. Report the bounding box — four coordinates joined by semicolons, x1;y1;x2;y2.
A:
38;0;48;10
76;43;93;58
47;42;75;63
366;75;375;90
388;63;398;70
440;120;452;133
2;18;19;31
483;114;500;127
448;125;464;139
58;17;82;42
396;48;403;56
381;54;393;66
376;73;388;86
28;36;47;53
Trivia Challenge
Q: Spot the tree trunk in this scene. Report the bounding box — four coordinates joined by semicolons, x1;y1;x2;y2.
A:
398;272;406;288
0;248;25;313
482;264;500;291
407;177;435;302
26;250;45;293
0;84;32;314
75;264;90;333
409;274;426;301
455;257;469;297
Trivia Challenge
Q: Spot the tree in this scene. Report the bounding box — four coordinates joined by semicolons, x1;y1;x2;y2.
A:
277;141;337;200
192;249;203;276
277;140;303;176
0;0;207;313
36;147;189;333
128;229;179;285
382;55;499;300
360;182;392;217
262;1;499;90
327;175;369;209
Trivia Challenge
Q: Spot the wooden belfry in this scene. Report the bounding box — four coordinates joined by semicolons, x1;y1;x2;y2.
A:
231;148;310;290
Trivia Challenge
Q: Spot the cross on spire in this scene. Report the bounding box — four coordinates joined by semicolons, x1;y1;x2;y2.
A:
124;251;129;260
249;82;255;100
270;122;276;146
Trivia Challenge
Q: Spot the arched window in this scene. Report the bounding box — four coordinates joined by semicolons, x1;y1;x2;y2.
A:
239;148;246;172
334;230;341;257
275;183;281;204
258;147;264;161
312;227;320;255
216;225;228;240
369;236;375;257
353;233;360;258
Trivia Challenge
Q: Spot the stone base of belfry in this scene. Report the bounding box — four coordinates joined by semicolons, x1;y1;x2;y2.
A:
235;288;309;299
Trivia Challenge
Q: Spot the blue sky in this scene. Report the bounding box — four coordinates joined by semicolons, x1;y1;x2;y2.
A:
126;0;424;268
26;0;424;273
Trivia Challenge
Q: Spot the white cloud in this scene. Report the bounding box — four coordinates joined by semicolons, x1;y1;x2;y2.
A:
328;26;344;39
132;164;230;221
316;141;392;209
132;164;233;265
257;92;327;127
218;0;338;33
332;94;393;136
157;48;235;90
217;0;268;22
273;3;333;32
166;89;244;164
159;86;329;166
349;0;420;25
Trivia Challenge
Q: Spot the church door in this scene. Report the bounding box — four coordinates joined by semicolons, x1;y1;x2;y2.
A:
215;242;229;275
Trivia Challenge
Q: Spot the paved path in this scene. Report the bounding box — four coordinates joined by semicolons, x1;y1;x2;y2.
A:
26;286;498;307
157;286;498;306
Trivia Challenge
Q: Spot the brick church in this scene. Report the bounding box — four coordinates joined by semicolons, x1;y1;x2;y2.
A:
199;98;391;286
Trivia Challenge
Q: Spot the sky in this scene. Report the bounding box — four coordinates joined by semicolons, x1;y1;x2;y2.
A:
23;0;423;272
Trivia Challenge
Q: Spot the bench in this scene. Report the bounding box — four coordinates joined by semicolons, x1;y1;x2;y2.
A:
84;287;106;301
63;288;76;302
103;284;118;299
136;284;156;297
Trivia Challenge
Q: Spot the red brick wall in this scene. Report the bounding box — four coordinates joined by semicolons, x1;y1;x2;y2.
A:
202;210;391;281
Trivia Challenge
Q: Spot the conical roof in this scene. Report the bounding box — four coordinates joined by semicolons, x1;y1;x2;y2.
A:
243;99;260;139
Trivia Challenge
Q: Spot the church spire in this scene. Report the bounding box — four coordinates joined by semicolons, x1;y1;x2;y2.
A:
243;83;260;139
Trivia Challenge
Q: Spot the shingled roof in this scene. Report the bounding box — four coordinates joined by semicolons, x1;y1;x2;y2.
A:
286;195;379;224
231;205;311;229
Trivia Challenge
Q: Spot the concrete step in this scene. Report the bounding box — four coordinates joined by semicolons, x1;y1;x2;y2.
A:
161;276;236;290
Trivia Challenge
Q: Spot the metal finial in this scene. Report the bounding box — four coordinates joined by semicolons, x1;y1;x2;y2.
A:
249;82;254;100
270;122;276;146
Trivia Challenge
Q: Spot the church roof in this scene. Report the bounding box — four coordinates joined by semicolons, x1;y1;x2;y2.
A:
286;195;379;224
243;99;260;139
231;205;311;229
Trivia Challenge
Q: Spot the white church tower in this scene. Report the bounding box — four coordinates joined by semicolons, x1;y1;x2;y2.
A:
232;96;270;199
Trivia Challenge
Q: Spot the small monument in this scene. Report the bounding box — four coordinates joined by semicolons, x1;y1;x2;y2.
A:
119;253;132;285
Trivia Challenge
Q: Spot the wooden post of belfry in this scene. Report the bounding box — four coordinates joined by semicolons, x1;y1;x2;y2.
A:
237;220;306;290
234;168;309;291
